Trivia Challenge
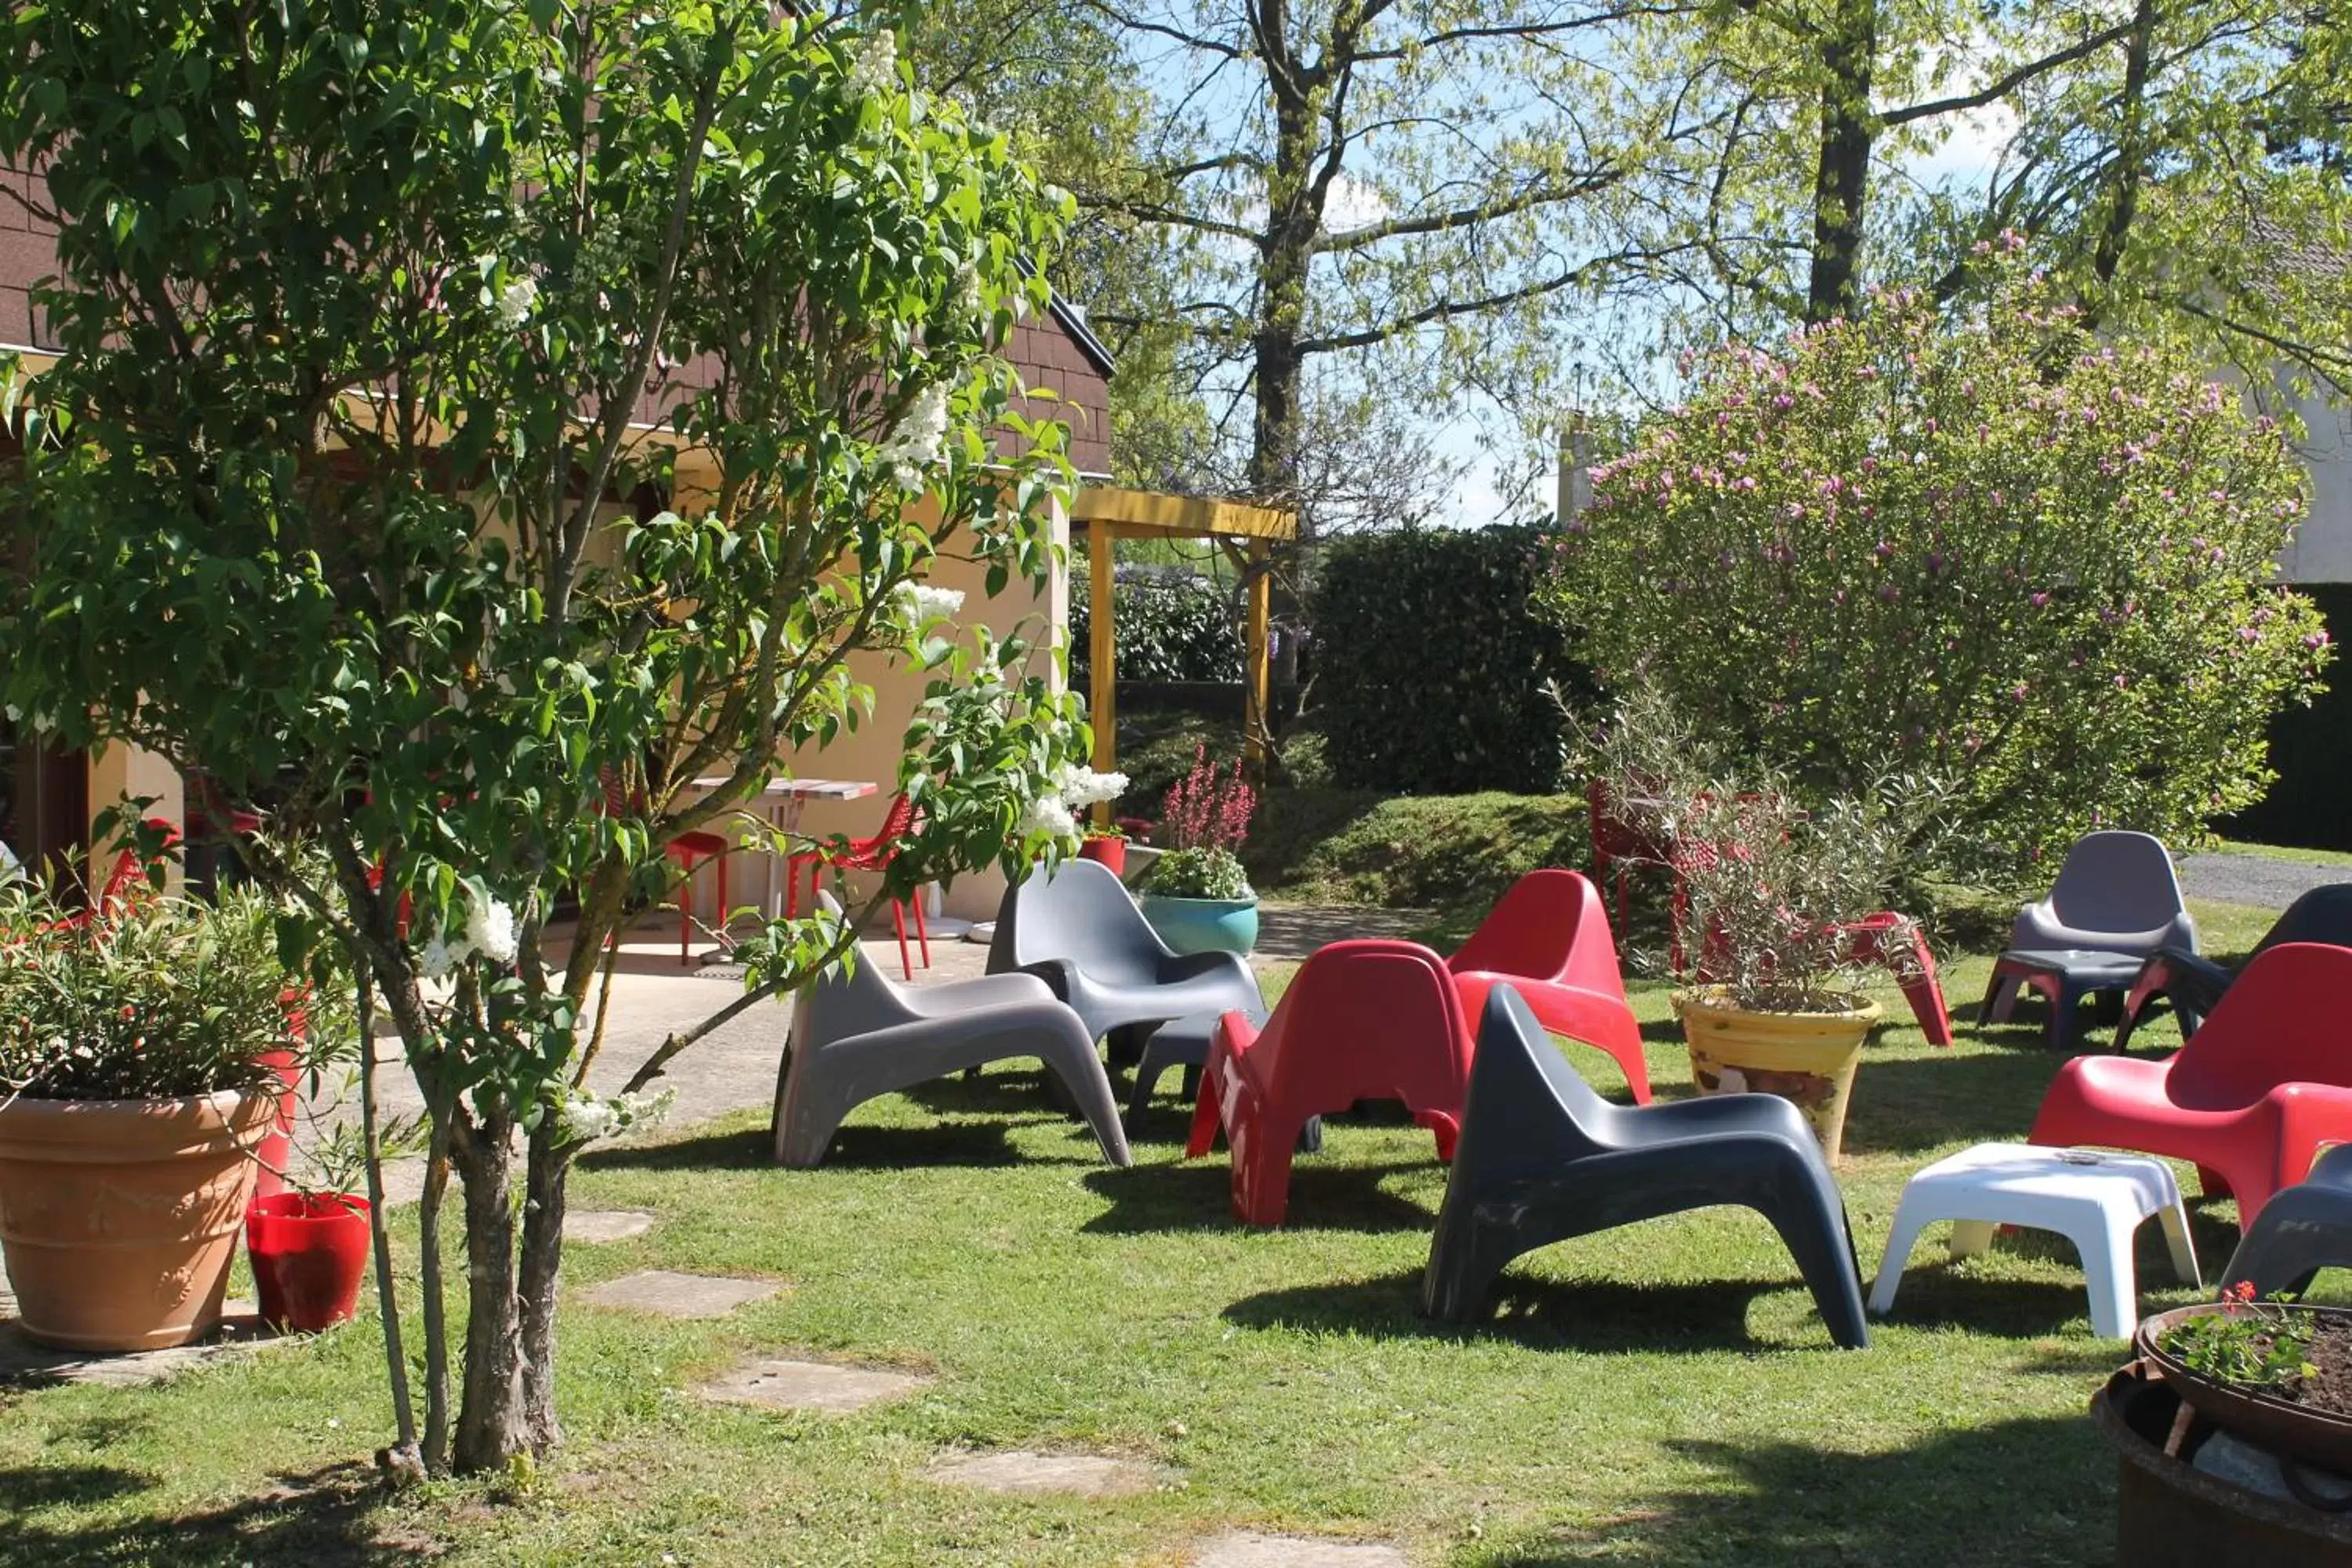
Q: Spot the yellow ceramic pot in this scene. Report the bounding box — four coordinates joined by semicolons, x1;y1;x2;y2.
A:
1674;986;1882;1163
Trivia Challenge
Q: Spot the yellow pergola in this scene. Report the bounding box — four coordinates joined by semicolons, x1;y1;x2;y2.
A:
1070;485;1298;815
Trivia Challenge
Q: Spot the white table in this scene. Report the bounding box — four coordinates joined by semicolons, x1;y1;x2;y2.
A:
690;775;878;923
1869;1142;2201;1338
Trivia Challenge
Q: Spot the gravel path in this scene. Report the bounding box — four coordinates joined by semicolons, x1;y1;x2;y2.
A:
2177;851;2348;909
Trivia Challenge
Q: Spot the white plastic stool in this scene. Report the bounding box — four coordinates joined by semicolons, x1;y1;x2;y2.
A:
1870;1142;2201;1338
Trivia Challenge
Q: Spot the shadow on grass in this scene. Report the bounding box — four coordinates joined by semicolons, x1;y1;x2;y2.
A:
0;1460;397;1566
1835;1044;2066;1156
1080;1160;1439;1234
578;1123;775;1173
1221;1268;1851;1353
1864;1266;2120;1338
1477;1414;2103;1566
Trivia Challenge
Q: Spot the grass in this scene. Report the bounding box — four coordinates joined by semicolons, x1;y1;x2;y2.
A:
2211;837;2352;868
0;898;2302;1566
1247;791;1585;924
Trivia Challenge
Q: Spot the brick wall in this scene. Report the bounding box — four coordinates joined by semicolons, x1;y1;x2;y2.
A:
0;163;59;352
0;160;1111;470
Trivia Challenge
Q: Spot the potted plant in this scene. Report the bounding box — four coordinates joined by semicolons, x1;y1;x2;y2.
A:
1078;824;1129;877
1588;688;1936;1162
247;1105;422;1334
0;876;317;1350
1135;746;1259;956
2088;1283;2352;1555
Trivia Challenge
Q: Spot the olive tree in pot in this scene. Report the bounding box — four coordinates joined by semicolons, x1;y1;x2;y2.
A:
1584;683;1952;1160
0;869;335;1351
1135;746;1258;956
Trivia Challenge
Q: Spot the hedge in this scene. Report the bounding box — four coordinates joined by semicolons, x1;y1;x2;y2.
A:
1311;525;1592;794
1069;569;1241;687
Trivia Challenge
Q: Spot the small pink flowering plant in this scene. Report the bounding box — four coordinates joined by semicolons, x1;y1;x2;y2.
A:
1142;745;1257;901
1548;247;2332;876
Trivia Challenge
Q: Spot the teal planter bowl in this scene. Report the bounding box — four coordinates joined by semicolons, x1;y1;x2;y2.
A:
1138;894;1260;958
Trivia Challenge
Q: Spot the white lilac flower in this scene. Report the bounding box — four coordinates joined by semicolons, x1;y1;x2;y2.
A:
418;935;459;982
848;29;898;96
879;382;952;479
465;895;518;965
495;277;539;327
898;583;966;626
1052;764;1127;808
952;260;981;318
561;1095;618;1143
1019;795;1078;840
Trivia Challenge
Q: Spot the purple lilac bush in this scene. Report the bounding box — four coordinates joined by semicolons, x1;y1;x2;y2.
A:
1548;245;2333;871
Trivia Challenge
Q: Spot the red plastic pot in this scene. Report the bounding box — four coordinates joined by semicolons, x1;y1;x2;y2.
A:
245;1192;371;1331
1078;836;1127;877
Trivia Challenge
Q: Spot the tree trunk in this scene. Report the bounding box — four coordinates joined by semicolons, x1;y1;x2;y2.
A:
2089;0;2158;294
1247;2;1319;517
1806;0;1878;322
517;1123;572;1454
451;1114;530;1473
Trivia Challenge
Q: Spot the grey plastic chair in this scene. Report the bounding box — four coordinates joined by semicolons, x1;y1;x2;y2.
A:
986;858;1264;1048
1420;985;1871;1349
2221;1143;2352;1298
2005;830;2196;961
771;906;1133;1169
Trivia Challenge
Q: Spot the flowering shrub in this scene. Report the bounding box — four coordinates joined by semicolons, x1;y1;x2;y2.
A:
0;878;316;1101
1156;745;1256;852
1142;746;1256;900
1548;247;2332;872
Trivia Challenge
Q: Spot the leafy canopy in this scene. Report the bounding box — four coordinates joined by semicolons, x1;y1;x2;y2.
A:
1547;248;2332;871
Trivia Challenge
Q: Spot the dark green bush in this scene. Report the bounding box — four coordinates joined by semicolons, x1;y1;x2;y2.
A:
1312;526;1591;794
1070;570;1241;687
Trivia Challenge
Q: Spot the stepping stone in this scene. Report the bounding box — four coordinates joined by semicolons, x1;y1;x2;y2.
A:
576;1270;781;1319
698;1356;931;1413
1191;1531;1411;1568
564;1209;657;1243
925;1448;1162;1498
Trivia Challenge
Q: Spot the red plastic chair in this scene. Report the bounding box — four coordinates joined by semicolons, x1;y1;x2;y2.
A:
786;793;927;981
1446;869;1653;1104
1186;940;1473;1226
1831;911;1953;1047
1587;779;1674;941
2028;942;2352;1227
600;771;730;967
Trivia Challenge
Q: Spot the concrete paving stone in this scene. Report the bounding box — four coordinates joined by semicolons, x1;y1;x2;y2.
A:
563;1209;658;1244
697;1355;931;1413
0;1307;291;1388
924;1448;1163;1498
575;1269;782;1319
1190;1530;1412;1567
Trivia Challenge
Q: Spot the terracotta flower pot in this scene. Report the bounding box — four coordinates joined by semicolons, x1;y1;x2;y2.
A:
0;1088;278;1351
1078;836;1127;877
1674;985;1881;1162
247;1192;372;1332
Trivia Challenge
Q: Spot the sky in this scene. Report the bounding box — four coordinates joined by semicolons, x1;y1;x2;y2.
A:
1428;59;2025;529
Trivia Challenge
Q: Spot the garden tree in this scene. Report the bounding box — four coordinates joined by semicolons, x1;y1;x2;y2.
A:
900;0;1220;491
1546;249;2335;875
1625;1;2352;376
1072;0;1749;518
0;0;1090;1475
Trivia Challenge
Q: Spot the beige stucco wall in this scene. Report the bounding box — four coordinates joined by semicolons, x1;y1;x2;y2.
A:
744;496;1071;927
74;488;1069;931
85;737;184;891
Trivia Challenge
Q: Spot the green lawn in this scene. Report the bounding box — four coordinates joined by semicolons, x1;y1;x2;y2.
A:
0;898;2304;1566
2212;837;2352;868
